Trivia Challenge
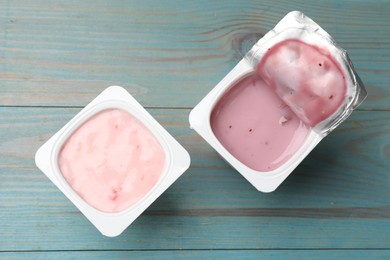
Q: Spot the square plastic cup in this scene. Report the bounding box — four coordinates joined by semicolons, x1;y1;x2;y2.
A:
189;11;366;192
35;86;190;236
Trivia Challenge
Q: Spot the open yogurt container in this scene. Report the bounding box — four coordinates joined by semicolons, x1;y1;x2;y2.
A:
35;86;190;236
189;11;367;192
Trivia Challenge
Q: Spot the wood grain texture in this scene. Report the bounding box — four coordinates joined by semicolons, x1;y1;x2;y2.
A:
1;250;389;260
0;0;389;109
1;0;389;258
0;108;389;251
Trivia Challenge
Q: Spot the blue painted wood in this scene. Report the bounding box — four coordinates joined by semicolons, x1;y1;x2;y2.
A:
1;250;389;260
0;108;389;251
0;0;388;109
0;0;389;258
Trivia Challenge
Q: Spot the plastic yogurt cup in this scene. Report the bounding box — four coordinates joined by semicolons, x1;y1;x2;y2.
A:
189;11;367;192
35;86;190;236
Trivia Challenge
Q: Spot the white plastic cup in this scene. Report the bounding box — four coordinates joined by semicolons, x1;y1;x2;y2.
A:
189;11;366;192
35;86;190;236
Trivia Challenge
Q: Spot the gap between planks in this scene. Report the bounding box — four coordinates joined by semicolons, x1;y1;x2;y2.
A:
0;105;388;112
0;248;389;253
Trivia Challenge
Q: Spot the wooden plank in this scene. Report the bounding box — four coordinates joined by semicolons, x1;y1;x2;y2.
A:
0;0;388;109
1;107;389;209
0;107;389;250
0;214;389;250
1;250;389;260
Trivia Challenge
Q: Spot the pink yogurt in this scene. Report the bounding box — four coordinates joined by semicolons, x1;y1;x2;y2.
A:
58;109;165;213
256;39;347;127
211;40;347;172
211;74;310;172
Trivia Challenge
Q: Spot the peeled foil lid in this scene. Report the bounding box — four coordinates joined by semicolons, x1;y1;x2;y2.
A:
246;11;367;136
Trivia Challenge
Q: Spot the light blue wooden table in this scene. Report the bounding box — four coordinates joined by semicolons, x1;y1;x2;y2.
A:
0;0;389;259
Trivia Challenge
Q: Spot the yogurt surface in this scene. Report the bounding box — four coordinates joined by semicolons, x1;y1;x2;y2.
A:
211;74;310;172
58;109;165;213
256;39;347;127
